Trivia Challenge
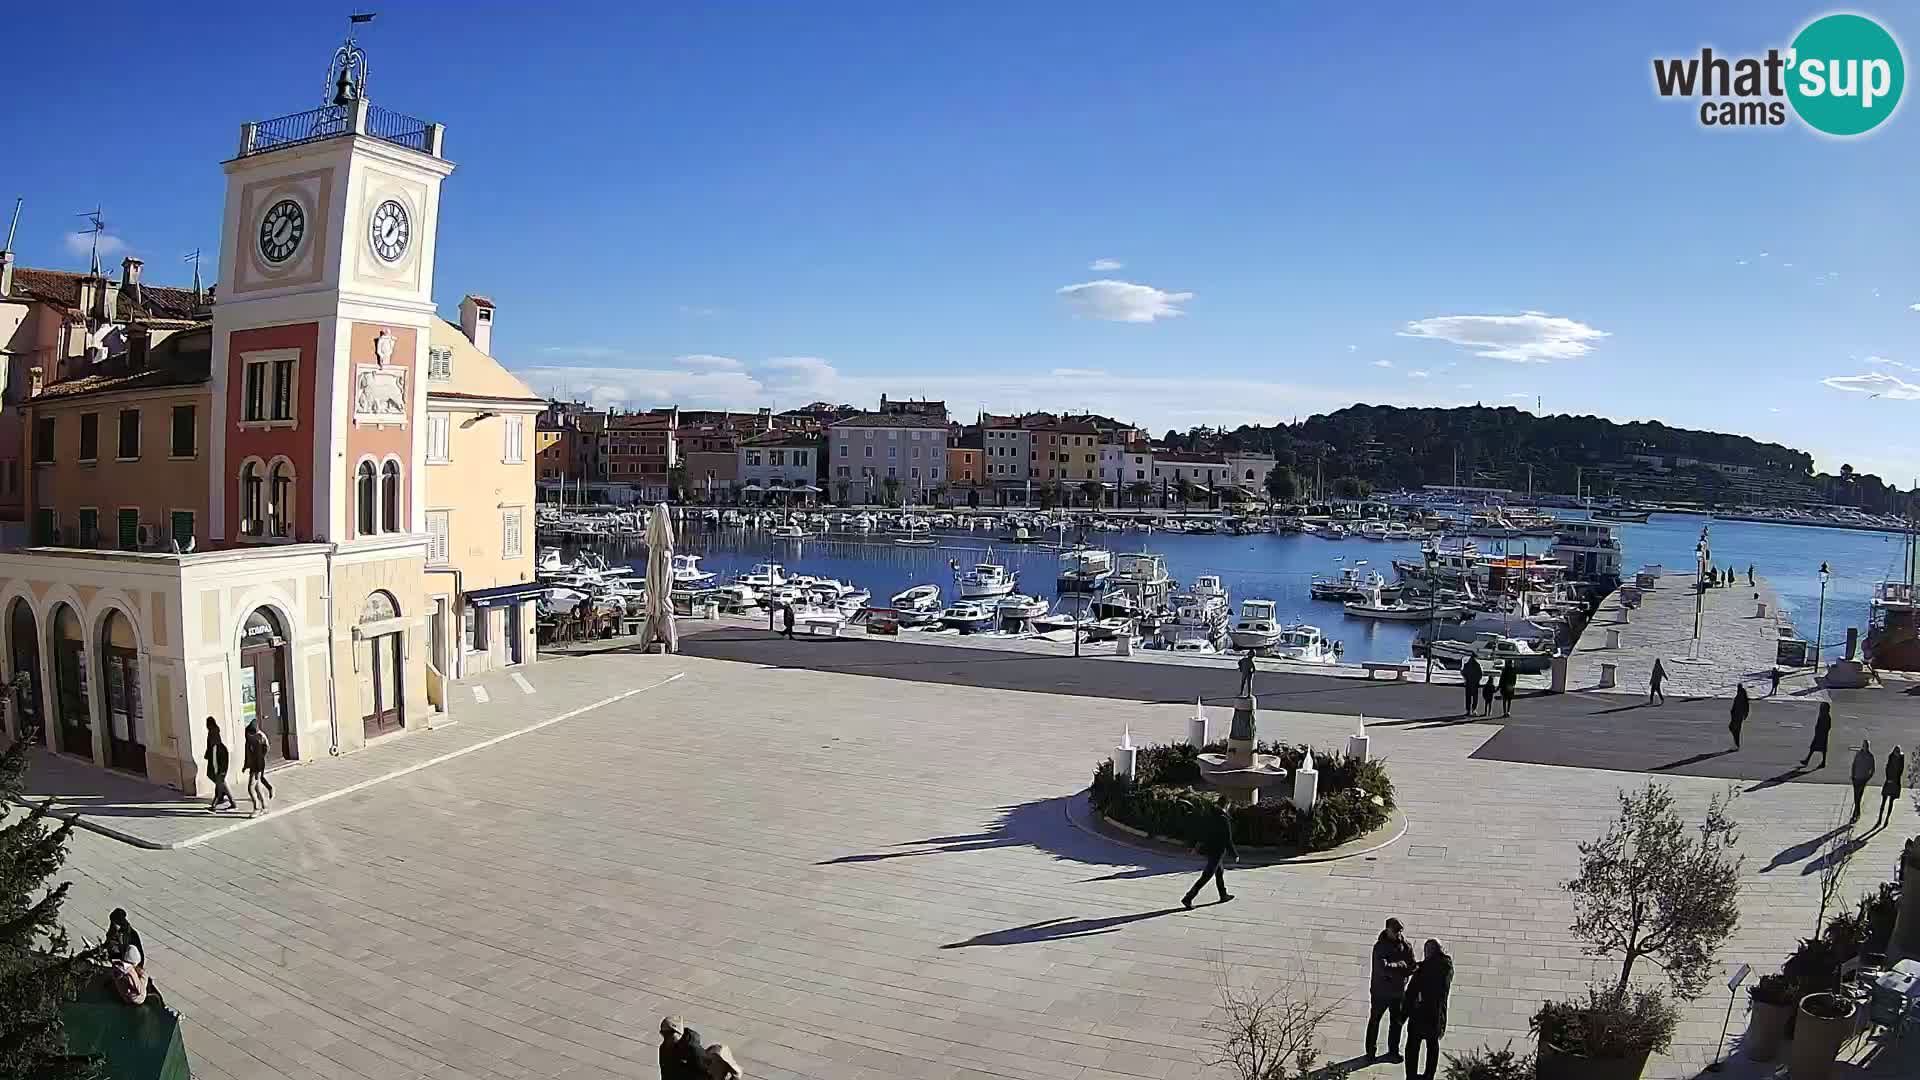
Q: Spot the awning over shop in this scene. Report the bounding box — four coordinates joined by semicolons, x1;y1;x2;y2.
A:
465;581;545;609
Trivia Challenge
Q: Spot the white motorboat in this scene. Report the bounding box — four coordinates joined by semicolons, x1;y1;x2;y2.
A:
1191;574;1230;607
891;584;942;614
1309;563;1400;602
939;600;997;632
997;594;1049;620
1229;599;1284;651
1169;635;1218;654
1425;632;1554;674
851;512;877;530
1273;624;1339;664
738;562;787;589
954;555;1017;600
1081;616;1137;641
706;584;761;612
1342;584;1462;622
1057;545;1115;593
895;536;937;546
1358;521;1390;541
769;523;807;540
670;553;716;587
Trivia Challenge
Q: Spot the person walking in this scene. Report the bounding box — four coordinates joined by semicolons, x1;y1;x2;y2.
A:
1748;564;1756;586
658;1016;706;1080
243;720;274;816
1403;939;1453;1080
1850;740;1877;823
1460;655;1482;717
1648;658;1667;706
1498;663;1517;718
1878;745;1906;827
1802;702;1833;768
1182;803;1237;909
1769;666;1783;697
780;602;796;639
204;717;236;812
1480;671;1496;717
1366;918;1416;1063
1728;683;1749;749
1237;649;1257;697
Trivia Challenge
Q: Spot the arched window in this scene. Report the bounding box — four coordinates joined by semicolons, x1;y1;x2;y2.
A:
239;461;263;537
268;461;294;538
356;461;377;536
380;461;401;533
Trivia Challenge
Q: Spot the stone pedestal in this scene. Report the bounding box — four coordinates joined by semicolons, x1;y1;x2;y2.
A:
1599;662;1618;689
1292;753;1319;812
1345;731;1369;761
1188;712;1208;748
1890;837;1920;963
1605;628;1621;649
1115;634;1133;657
1111;743;1137;781
1198;694;1285;807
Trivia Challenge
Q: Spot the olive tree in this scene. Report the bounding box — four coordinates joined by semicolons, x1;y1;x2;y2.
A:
1565;782;1742;1000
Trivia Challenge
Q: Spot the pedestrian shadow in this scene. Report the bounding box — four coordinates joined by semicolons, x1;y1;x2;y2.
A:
1307;1056;1374;1079
1746;765;1812;794
1802;823;1886;876
1760;822;1850;873
1651;749;1736;773
816;794;1187;876
939;906;1186;948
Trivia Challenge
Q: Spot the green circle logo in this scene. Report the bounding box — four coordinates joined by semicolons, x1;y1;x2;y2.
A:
1787;13;1904;136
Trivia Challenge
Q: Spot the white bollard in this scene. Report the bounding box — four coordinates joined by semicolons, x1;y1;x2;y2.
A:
1292;751;1319;812
1346;731;1370;762
1188;711;1209;748
1605;628;1621;649
1757;602;1768;618
1111;744;1137;780
1115;633;1133;656
1599;661;1618;689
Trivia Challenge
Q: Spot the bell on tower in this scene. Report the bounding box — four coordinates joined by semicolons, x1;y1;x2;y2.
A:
326;13;377;106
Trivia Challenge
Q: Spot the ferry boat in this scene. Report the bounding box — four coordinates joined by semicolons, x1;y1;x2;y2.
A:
1549;520;1622;585
1057;546;1115;593
953;555;1017;600
1229;599;1284;651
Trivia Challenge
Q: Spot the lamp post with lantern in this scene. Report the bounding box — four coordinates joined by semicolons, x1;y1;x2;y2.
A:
1815;561;1830;669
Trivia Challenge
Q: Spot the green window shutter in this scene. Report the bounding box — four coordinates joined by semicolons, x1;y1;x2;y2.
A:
118;509;139;550
32;508;54;545
78;509;98;547
170;511;194;550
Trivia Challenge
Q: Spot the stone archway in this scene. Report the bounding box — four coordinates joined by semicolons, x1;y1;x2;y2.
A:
99;609;145;775
239;607;296;762
49;603;91;760
7;599;45;746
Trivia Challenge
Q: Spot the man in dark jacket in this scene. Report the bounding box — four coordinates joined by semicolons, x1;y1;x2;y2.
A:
1182;804;1237;909
204;716;236;812
781;603;796;639
658;1016;705;1080
1403;940;1453;1080
1460;655;1482;717
1365;918;1415;1062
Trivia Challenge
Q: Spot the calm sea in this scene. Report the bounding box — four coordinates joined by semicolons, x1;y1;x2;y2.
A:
566;512;1909;664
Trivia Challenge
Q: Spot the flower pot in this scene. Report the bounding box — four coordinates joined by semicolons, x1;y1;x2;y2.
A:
1742;999;1793;1061
1787;992;1857;1080
1536;1043;1650;1080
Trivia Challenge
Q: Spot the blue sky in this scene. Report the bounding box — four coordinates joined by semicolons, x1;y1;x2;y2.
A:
4;4;1917;477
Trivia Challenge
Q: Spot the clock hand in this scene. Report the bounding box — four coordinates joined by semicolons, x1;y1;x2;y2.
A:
273;219;291;244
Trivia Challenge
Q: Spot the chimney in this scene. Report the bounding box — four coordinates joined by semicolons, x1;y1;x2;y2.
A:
75;277;96;319
0;250;13;297
121;256;143;305
459;295;495;354
28;366;43;397
127;326;151;372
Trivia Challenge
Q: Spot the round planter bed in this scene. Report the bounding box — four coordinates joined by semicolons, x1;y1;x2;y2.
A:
1535;1044;1650;1080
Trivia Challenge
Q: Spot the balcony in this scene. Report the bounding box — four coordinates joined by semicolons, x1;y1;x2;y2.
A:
238;100;444;160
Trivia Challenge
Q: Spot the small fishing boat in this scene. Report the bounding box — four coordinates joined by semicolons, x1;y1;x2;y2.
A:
1057;545;1115;593
895;535;938;546
997;594;1049;620
738;563;787;589
768;523;807;540
1424;632;1554;674
1309;563;1401;602
1229;599;1283;651
891;584;942;618
954;555;1017;600
670;553;716;587
1342;584;1463;622
939;600;997;632
1273;624;1338;664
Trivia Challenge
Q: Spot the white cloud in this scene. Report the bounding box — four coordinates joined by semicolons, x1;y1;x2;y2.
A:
678;305;722;318
1347;344;1358;352
1408;370;1431;379
1455;382;1474;390
1050;367;1109;378
1506;392;1532;399
1057;279;1193;323
1735;258;1748;266
674;354;743;371
540;345;622;360
1783;262;1795;268
1759;251;1770;258
1089;258;1124;271
64;231;126;259
1399;311;1610;364
1768;407;1783;414
1822;371;1920;400
1371;360;1393;368
1909;303;1920;312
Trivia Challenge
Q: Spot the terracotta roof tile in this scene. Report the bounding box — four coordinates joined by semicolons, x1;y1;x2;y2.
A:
8;267;205;323
32;325;211;401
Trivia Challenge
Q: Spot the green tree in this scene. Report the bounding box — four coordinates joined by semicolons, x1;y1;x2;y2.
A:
1565;782;1742;1000
1174;477;1197;512
0;739;103;1080
881;475;902;507
666;463;689;502
1079;479;1104;509
1264;466;1298;504
1126;480;1153;508
1330;475;1370;500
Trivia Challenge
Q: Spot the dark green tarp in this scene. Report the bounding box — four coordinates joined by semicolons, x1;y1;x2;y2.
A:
59;978;191;1080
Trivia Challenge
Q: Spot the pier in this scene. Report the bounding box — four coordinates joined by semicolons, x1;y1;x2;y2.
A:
1566;571;1824;700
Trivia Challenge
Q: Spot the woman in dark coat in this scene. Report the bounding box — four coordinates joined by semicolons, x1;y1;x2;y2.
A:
1498;663;1517;718
204;716;236;812
1480;672;1496;717
1728;683;1749;749
1403;940;1453;1080
1802;701;1833;768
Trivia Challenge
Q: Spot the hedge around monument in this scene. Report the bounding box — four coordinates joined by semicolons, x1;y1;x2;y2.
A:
1089;741;1395;852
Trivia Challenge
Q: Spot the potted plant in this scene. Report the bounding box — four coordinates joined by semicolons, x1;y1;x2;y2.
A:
1788;989;1857;1080
1541;783;1741;1079
1531;987;1676;1080
1742;974;1796;1061
1441;1043;1534;1080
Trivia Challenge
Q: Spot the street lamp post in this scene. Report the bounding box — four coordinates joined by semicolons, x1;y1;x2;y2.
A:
1424;547;1439;682
1816;561;1830;669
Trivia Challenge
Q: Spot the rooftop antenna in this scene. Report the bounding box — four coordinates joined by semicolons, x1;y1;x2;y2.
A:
3;197;21;253
182;248;204;301
76;206;107;276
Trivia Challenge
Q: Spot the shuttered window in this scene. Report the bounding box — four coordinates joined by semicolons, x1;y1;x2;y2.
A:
426;510;450;566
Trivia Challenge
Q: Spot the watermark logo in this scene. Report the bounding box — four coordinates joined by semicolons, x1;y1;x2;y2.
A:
1653;12;1904;135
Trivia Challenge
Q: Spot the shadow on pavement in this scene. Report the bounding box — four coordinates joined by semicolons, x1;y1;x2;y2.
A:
818;795;1190;877
1760;822;1850;873
940;906;1187;948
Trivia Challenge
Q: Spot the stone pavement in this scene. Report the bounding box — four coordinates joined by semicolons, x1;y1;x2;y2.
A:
1567;573;1826;701
44;650;1919;1080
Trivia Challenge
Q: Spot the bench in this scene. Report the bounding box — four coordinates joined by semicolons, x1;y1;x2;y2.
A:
797;614;846;637
1362;661;1410;681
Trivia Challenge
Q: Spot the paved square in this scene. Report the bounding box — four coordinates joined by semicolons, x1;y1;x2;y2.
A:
45;652;1917;1080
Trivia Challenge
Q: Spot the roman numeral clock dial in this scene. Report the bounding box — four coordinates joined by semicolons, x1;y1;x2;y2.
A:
258;198;305;264
369;199;411;263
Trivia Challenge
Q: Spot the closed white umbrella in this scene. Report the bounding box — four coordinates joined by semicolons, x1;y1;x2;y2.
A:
643;503;678;653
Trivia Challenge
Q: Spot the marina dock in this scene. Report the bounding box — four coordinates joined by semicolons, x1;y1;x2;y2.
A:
1566;571;1824;700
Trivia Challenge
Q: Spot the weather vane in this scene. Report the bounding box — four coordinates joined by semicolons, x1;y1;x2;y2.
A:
326;12;379;106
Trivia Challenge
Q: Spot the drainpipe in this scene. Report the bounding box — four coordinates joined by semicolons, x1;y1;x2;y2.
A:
323;544;340;756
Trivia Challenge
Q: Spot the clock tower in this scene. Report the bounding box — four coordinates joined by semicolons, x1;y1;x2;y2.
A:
210;33;453;549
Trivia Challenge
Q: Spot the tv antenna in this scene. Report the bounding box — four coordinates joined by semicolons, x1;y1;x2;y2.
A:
183;248;204;298
76;206;107;275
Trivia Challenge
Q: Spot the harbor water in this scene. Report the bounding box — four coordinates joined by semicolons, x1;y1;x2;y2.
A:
562;512;1910;665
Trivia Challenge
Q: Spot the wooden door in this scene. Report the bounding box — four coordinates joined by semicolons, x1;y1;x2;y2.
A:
240;645;292;761
102;647;145;775
362;633;404;738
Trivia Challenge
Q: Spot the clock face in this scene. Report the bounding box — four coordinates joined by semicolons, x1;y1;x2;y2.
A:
369;199;411;263
258;199;305;265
